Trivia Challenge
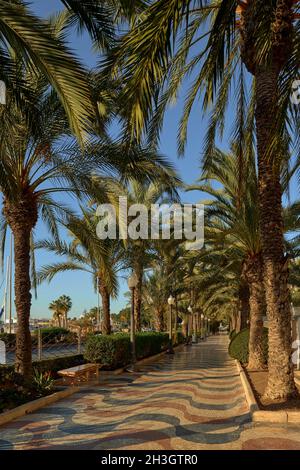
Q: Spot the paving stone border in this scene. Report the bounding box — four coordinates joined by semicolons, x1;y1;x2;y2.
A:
236;360;300;424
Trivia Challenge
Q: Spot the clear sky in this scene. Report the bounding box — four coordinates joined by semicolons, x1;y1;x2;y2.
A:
1;1;298;320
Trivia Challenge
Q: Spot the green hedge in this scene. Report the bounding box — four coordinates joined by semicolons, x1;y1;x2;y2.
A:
84;332;170;369
33;327;77;344
0;354;85;384
228;327;268;364
229;330;237;340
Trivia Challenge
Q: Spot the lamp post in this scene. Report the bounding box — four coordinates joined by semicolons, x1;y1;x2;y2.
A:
167;295;175;354
127;273;138;371
201;313;204;340
188;305;197;344
208;318;211;336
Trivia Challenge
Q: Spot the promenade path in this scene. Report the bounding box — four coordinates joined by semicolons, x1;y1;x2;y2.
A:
1;335;300;450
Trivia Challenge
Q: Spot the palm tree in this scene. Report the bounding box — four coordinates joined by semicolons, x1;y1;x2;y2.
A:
1;43;180;380
108;0;300;400
102;178;181;330
49;299;63;328
57;295;72;328
192;149;265;369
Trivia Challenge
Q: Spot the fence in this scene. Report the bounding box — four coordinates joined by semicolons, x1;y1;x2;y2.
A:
0;328;89;366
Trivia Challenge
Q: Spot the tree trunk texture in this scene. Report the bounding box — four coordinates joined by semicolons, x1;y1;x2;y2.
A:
134;268;143;332
236;283;250;333
154;308;165;332
243;255;266;370
255;66;297;399
3;197;38;382
98;278;111;335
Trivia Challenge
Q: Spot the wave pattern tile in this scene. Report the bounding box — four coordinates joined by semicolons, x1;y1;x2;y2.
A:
1;336;300;450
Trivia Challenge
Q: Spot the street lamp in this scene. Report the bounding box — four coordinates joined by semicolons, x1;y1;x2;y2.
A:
188;305;197;344
167;295;175;354
127;273;138;371
208;318;211;336
201;313;204;340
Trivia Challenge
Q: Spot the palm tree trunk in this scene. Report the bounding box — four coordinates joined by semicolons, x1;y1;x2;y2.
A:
134;268;143;332
98;278;111;335
237;282;250;332
244;255;266;370
255;66;297;399
14;227;32;380
155;308;164;332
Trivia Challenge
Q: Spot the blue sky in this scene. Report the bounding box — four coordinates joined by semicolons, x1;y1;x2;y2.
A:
2;1;298;319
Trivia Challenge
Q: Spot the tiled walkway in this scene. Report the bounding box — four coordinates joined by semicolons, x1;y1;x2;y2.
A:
1;336;300;450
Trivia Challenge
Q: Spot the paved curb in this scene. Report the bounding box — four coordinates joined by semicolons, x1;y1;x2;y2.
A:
236;360;300;424
0;387;77;427
235;360;259;414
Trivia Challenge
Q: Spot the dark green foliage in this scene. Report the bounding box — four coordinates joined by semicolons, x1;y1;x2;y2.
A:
84;333;131;369
229;330;236;340
0;354;85;413
32;354;85;377
135;332;169;359
84;332;170;369
175;331;185;345
33;370;55;395
0;333;16;348
228;327;268;364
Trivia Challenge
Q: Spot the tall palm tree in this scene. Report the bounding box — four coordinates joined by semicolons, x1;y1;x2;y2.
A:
108;0;300;399
0;50;179;381
102;178;181;330
192;149;265;369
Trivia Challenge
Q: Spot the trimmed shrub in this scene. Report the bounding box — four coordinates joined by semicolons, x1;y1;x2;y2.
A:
32;327;77;344
136;332;169;359
228;327;268;364
229;330;237;340
175;331;185;345
84;333;131;369
84;332;170;369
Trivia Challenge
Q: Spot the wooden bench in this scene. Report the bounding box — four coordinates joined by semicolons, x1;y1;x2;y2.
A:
58;363;100;386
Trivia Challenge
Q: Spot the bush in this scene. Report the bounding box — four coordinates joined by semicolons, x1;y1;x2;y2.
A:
33;354;85;377
229;330;237;340
0;333;16;348
84;332;170;369
228;327;268;364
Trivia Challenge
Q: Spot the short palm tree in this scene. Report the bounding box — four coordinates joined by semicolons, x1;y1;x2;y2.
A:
57;295;72;328
49;299;63;328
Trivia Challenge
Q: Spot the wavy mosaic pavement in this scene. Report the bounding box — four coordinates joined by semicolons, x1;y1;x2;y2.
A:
1;336;300;450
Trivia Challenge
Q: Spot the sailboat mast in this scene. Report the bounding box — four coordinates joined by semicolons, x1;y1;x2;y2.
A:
3;255;9;325
9;234;12;334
